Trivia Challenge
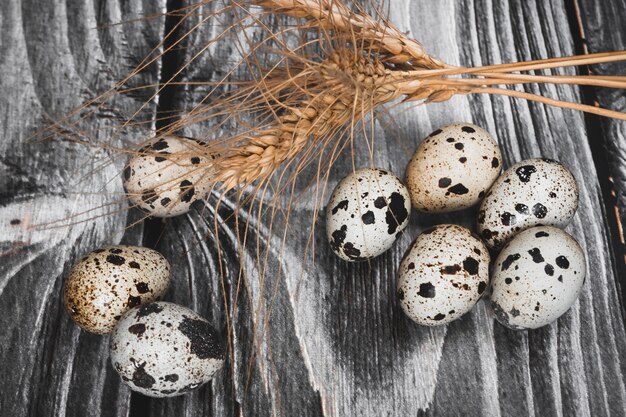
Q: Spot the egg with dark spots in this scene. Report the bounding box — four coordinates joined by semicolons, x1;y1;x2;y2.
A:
63;245;170;334
397;225;490;326
477;158;579;249
490;226;586;330
124;135;216;218
326;168;411;261
405;123;502;213
109;302;225;397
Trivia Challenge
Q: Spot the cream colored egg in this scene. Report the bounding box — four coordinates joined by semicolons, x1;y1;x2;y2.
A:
405;123;502;213
110;302;225;397
477;158;579;249
397;224;490;326
490;226;586;330
63;245;171;334
326;168;411;261
124;135;216;218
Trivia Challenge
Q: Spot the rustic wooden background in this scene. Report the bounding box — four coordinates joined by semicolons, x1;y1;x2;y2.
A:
2;0;626;416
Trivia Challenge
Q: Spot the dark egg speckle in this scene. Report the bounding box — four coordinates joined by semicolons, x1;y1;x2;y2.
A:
361;211;375;225
532;203;548;219
438;177;452;188
178;317;225;360
515;165;537;183
106;254;126;266
417;282;436;298
448;183;469;195
500;212;516;226
556;256;570;269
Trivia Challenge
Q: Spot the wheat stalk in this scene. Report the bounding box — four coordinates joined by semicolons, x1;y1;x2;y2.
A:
192;0;626;192
210;49;626;190
214;51;391;188
42;0;626;195
210;46;474;191
49;0;626;194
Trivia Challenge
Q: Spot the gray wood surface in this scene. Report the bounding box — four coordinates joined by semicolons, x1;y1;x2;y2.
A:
1;1;626;416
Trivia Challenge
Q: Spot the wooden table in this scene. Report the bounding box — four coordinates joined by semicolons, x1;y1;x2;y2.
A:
2;1;626;416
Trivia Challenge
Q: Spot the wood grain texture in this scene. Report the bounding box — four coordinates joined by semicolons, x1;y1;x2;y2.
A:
0;0;165;416
575;0;626;301
2;1;626;416
576;0;626;218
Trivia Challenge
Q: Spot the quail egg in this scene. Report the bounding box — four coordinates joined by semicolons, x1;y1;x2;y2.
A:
397;224;490;326
477;158;579;249
124;135;216;217
405;123;502;213
109;302;225;397
490;226;586;330
64;245;171;334
326;168;411;261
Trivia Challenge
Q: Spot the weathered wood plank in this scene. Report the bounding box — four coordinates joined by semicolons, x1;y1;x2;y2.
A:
575;0;626;313
448;1;626;415
0;1;165;416
576;0;626;224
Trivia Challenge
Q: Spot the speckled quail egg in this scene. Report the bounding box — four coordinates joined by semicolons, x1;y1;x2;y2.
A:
477;158;579;249
109;302;225;397
397;224;490;326
64;245;171;334
490;226;586;330
405;123;502;213
326;168;411;261
124;135;216;217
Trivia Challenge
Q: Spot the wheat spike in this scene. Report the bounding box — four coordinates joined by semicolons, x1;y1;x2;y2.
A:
215;51;389;189
143;0;626;193
212;48;466;191
255;0;446;69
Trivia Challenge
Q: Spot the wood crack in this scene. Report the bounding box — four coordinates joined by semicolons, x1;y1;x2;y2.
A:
129;1;187;416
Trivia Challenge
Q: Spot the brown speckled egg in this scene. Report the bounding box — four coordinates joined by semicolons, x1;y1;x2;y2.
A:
64;245;171;334
397;224;490;326
124;135;216;218
477;158;579;249
110;302;225;397
405;123;502;213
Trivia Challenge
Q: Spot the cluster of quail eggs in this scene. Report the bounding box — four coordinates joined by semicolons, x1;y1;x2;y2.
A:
62;126;586;398
326;123;585;330
62;135;226;398
63;245;225;397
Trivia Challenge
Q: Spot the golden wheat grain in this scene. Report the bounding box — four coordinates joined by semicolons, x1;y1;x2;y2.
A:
203;0;626;192
210;47;471;191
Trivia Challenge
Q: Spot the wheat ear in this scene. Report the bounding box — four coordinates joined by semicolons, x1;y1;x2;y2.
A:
154;0;626;192
213;50;405;190
255;0;446;69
